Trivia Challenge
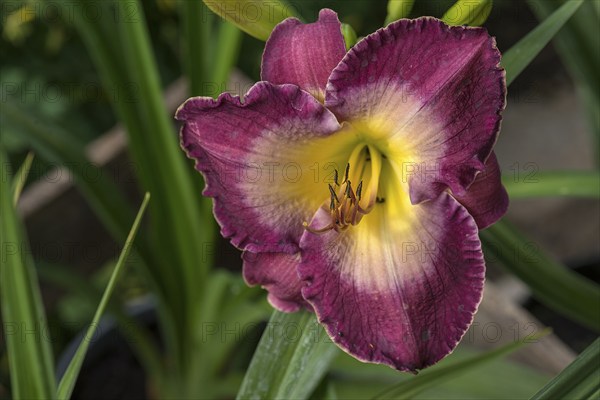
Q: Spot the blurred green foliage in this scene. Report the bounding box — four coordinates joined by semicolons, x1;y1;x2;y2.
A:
1;1;599;399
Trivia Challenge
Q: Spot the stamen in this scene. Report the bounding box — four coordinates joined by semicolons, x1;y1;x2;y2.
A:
346;181;357;203
343;163;350;183
345;180;352;198
302;221;335;234
328;184;339;204
303;144;384;235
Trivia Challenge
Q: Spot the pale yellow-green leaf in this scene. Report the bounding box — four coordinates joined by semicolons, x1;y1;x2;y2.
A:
341;23;358;49
442;0;493;26
385;0;416;25
203;0;299;41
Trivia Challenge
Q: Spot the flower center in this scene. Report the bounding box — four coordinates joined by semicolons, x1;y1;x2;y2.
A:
304;144;384;234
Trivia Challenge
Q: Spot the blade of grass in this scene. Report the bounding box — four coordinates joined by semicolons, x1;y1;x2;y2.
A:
373;330;550;399
37;262;165;394
481;220;600;332
503;171;600;198
531;338;599;400
237;310;338;400
56;193;151;400
502;0;583;85
0;148;57;400
11;151;34;205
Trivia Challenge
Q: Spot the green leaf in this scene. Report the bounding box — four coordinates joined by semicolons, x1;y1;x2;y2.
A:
0;148;57;400
373;330;550;399
385;0;415;25
46;0;215;373
527;0;600;162
503;171;600;198
203;0;298;41
503;0;583;86
237;311;338;400
329;344;550;399
531;338;599;400
180;0;212;97
185;272;270;397
211;20;244;95
56;193;151;400
11;151;34;205
481;220;600;332
442;0;493;27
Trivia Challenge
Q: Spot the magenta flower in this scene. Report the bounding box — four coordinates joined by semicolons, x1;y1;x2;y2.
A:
176;10;507;371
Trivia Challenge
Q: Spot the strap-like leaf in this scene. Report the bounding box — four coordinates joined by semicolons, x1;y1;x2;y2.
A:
11;152;34;205
503;171;600;198
503;0;583;85
237;311;338;400
530;338;599;399
373;330;550;399
481;220;600;332
56;193;151;399
0;149;57;400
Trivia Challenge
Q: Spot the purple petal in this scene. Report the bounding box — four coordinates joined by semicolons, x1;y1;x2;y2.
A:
298;193;485;372
325;17;506;204
243;251;310;312
454;152;508;229
262;9;347;100
176;82;341;253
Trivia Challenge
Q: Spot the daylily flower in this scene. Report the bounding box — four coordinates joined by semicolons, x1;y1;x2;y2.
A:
176;10;507;371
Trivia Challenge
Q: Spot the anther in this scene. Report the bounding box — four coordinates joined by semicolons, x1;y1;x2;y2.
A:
333;169;339;186
356;181;363;200
345;180;352;198
343;163;350;183
328;184;339;203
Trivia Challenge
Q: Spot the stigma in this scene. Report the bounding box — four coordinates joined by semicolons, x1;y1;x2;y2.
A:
304;144;383;234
